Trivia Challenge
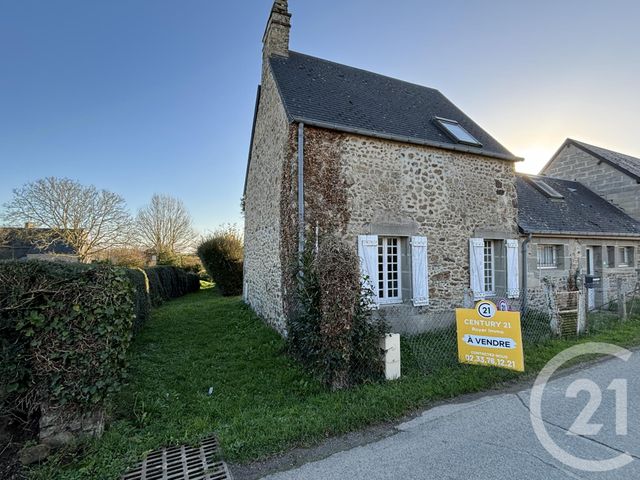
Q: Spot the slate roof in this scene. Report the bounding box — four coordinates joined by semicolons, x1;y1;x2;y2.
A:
0;228;77;260
517;175;640;236
269;51;520;162
545;139;640;182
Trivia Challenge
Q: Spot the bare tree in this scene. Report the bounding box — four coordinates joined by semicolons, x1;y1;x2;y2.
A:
136;194;195;256
1;177;133;261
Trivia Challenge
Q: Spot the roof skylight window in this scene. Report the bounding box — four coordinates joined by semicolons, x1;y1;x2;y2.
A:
433;117;482;147
531;179;564;199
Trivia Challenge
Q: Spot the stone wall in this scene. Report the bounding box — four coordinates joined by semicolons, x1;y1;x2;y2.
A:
298;127;520;319
243;63;291;334
523;236;640;309
543;143;640;220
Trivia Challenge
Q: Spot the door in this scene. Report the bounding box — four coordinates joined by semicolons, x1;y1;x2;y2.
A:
586;248;595;310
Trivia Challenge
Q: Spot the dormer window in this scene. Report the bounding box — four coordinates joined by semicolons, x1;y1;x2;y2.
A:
433;117;482;147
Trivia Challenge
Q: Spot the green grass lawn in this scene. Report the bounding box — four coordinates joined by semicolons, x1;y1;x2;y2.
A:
31;286;640;479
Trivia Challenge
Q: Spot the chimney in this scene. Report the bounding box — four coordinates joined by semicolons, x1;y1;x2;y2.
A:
263;0;291;60
25;222;35;229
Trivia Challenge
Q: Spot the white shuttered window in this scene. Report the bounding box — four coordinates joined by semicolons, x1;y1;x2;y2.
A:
358;234;429;308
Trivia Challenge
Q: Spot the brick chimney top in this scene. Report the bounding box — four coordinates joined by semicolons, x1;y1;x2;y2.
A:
263;0;291;59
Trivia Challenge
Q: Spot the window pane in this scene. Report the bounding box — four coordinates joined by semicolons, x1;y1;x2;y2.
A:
438;119;482;146
619;247;627;266
483;240;493;293
377;237;402;302
537;245;558;268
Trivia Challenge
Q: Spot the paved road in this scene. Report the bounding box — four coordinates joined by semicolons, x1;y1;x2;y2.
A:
261;347;640;480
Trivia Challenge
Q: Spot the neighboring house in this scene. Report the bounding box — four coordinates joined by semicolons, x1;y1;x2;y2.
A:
244;0;523;334
0;224;78;262
517;174;640;309
541;139;640;221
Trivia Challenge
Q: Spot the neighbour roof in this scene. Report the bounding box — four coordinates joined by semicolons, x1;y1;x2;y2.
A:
269;51;520;162
0;227;76;260
544;139;640;182
517;175;640;237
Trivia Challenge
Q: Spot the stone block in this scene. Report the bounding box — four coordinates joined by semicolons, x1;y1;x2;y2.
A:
19;444;51;465
39;405;105;448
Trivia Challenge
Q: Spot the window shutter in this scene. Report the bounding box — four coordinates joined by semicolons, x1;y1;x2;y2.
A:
469;238;485;300
506;239;520;299
358;235;379;308
411;236;429;307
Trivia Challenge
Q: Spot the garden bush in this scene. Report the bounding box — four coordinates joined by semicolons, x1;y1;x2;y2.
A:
0;261;134;420
288;236;388;390
144;265;200;306
197;226;243;296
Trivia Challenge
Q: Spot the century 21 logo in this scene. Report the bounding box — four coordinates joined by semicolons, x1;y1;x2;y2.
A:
530;343;633;472
477;300;496;319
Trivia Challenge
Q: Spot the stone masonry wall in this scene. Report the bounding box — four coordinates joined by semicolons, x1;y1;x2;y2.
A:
298;127;519;321
543;143;640;221
524;236;640;310
243;64;291;334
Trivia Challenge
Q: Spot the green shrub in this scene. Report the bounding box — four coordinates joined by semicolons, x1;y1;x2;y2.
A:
197;226;243;296
144;265;199;306
156;249;181;267
126;268;151;333
0;261;134;419
288;236;388;390
180;254;205;277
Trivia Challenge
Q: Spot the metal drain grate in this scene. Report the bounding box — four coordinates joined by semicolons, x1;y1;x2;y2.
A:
122;437;232;480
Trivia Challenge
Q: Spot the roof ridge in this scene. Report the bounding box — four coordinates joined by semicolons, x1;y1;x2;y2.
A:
569;138;640;162
285;50;443;94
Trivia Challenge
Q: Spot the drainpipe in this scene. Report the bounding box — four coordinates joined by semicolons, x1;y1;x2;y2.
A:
297;123;305;268
522;233;533;310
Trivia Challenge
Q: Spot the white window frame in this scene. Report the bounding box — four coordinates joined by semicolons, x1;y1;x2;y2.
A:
619;246;633;267
537;245;558;269
483;240;495;296
378;237;402;305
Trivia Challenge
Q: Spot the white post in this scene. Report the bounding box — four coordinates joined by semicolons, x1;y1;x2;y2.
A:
380;334;401;380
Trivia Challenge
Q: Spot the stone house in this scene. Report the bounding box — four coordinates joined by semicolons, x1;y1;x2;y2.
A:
243;0;524;334
541;139;640;221
517;174;640;310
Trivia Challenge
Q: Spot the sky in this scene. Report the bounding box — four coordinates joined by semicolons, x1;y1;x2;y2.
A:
1;0;639;234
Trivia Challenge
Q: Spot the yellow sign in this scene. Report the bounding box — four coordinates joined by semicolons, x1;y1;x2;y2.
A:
456;300;524;372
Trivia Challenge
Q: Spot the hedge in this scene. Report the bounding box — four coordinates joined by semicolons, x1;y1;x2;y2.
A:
144;265;200;307
0;261;200;436
126;268;151;333
0;262;134;418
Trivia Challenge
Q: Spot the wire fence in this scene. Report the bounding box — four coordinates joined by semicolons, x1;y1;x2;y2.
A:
380;277;640;377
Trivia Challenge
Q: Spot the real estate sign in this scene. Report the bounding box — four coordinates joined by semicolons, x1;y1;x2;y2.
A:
456;300;524;372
